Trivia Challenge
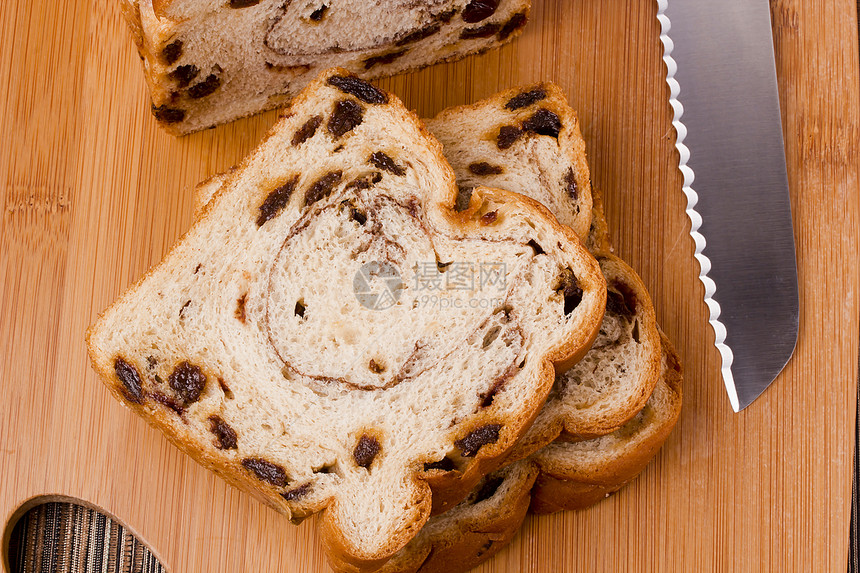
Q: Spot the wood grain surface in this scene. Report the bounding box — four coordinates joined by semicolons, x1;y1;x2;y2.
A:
2;0;859;571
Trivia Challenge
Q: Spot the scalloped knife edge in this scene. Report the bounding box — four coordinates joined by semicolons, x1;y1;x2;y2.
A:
656;0;799;411
656;2;736;409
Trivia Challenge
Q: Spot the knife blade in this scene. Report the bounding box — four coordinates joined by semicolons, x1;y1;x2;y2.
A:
657;0;799;411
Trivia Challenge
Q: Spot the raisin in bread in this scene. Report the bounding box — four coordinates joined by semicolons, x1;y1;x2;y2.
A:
376;333;681;573
122;0;531;135
86;69;606;571
425;82;593;242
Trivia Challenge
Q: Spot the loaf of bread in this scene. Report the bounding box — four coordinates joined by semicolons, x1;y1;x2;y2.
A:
86;69;607;571
122;0;531;135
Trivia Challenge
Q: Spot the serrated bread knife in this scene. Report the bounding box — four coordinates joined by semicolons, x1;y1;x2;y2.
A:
657;0;799;411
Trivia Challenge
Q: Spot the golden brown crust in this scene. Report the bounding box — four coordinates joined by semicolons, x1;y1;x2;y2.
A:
529;332;682;514
528;477;618;513
586;186;613;253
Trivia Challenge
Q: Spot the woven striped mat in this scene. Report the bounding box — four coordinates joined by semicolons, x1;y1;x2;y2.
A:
8;503;164;573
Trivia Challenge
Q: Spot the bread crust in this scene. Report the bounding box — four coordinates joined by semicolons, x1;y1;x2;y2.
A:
413;481;533;573
586;186;613;253
379;462;539;573
87;68;605;571
529;331;683;514
321;477;434;573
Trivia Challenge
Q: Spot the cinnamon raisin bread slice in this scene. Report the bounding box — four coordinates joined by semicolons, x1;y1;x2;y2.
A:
372;334;682;573
123;0;531;135
425;86;660;453
87;69;606;571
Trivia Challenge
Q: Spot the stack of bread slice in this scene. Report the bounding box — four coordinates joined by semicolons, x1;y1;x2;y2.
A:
87;69;680;572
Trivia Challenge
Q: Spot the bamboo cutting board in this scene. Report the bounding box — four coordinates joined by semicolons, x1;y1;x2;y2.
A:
2;0;859;571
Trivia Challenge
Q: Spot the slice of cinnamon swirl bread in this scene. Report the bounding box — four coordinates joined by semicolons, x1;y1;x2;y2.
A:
122;0;531;135
86;69;605;572
378;460;539;573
